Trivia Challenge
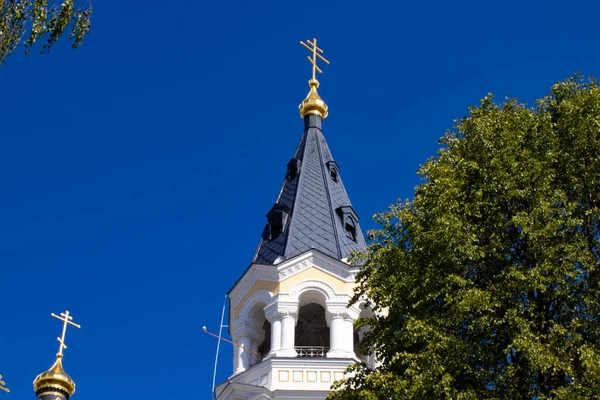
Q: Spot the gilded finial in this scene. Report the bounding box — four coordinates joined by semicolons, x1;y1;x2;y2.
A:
33;311;82;398
300;38;330;81
0;374;9;393
51;311;81;358
299;38;330;119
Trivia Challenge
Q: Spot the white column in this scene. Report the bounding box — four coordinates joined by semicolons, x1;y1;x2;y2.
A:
233;336;245;375
357;321;380;368
328;315;344;357
278;313;298;357
239;336;252;370
327;307;358;358
341;318;355;354
231;320;266;374
265;301;298;358
268;317;282;356
250;341;259;365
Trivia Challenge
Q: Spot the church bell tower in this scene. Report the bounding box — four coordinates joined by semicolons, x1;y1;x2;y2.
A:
215;39;371;400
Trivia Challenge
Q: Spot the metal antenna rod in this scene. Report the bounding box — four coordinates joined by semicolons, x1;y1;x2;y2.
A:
210;295;228;399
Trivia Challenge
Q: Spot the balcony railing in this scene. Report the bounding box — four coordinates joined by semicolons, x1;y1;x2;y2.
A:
295;346;329;358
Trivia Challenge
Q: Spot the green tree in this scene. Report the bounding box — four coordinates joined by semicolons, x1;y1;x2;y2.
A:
330;76;600;399
0;0;91;66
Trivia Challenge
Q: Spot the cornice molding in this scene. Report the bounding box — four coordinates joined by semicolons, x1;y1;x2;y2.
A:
230;250;357;311
277;251;355;282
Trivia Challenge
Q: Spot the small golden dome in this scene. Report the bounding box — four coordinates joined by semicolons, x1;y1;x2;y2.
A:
299;78;328;119
33;356;76;396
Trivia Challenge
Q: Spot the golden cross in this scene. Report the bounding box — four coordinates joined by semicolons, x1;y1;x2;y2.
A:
299;38;330;80
51;310;81;357
0;374;9;393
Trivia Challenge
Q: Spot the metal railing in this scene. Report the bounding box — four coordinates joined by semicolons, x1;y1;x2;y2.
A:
295;346;329;358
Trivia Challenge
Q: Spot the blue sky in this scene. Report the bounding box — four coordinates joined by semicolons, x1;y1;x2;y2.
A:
1;0;599;398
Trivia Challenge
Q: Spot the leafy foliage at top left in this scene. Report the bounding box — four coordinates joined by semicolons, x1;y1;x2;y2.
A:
0;0;92;66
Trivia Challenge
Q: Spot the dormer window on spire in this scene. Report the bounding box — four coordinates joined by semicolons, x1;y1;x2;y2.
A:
266;204;291;240
344;216;357;241
287;158;301;181
326;161;339;183
336;206;359;242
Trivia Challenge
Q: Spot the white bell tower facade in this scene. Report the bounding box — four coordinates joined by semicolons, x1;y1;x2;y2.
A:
216;251;364;399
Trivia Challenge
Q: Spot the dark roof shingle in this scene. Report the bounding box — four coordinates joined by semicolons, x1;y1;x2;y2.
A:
252;114;366;264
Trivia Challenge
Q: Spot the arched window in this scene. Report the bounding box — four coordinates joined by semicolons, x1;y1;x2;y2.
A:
257;320;271;357
247;303;270;365
295;303;330;356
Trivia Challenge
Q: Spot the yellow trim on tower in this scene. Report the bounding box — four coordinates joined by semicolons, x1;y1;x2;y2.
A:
278;267;349;294
233;265;357;319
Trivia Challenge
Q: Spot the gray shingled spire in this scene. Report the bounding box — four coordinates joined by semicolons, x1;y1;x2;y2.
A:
252;114;366;264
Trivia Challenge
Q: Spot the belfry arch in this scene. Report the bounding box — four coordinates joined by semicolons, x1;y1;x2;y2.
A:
295;289;331;356
231;290;273;374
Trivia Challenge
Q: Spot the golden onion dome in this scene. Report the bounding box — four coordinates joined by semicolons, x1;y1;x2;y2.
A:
33;355;75;396
299;78;328;119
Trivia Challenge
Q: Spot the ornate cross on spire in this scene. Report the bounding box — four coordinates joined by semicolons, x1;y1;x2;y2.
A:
299;38;330;80
51;310;81;358
0;374;9;393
